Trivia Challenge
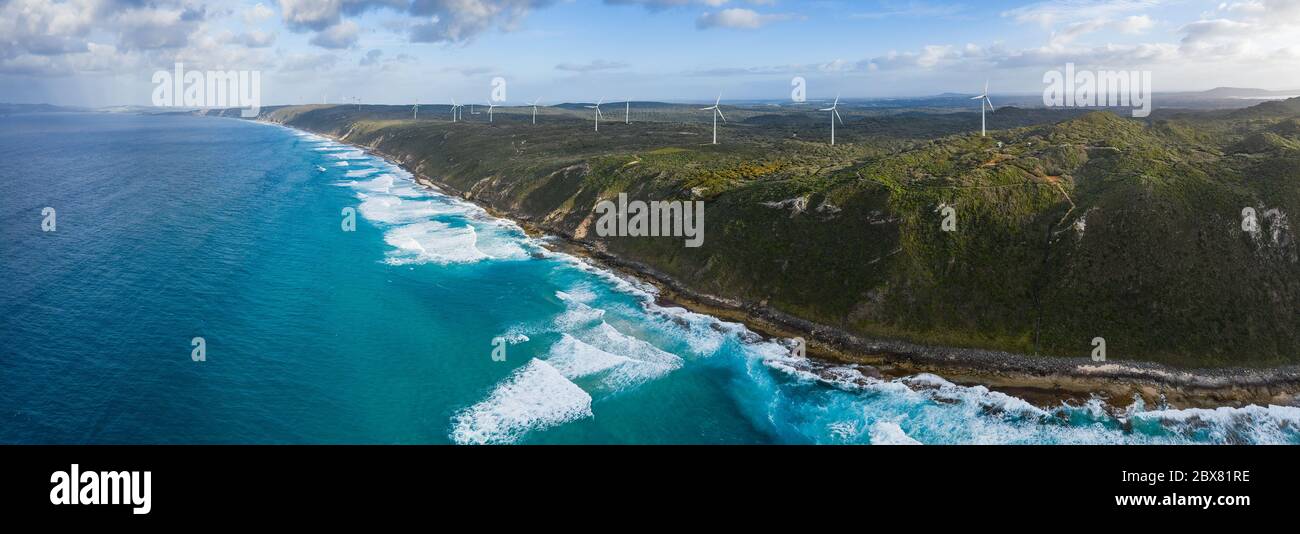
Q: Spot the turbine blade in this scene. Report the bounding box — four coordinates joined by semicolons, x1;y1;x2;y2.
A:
715;93;721;106
717;108;726;122
985;97;994;112
835;109;844;125
970;95;984;100
833;94;840;106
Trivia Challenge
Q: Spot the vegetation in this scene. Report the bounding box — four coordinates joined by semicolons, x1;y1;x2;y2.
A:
225;97;1300;367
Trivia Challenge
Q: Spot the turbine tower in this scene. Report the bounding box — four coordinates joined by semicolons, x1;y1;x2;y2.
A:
586;98;604;132
699;94;726;145
819;95;844;146
412;103;419;120
488;102;497;123
531;98;541;124
625;98;630;124
971;81;994;137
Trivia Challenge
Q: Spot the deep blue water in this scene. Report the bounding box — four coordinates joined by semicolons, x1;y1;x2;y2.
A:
1;112;1297;444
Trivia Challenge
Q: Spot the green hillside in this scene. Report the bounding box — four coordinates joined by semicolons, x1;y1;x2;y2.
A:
228;98;1300;367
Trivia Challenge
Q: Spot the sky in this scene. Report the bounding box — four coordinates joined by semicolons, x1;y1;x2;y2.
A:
2;0;1300;107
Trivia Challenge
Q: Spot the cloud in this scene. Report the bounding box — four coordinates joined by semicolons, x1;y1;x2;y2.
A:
359;48;383;66
233;30;277;48
1115;14;1153;33
408;0;556;43
695;8;793;30
278;0;343;31
310;19;359;49
243;2;276;24
555;59;629;72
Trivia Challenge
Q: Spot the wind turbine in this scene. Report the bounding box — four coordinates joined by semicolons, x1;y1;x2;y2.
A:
585;98;604;132
624;98;630;124
531;98;541;124
819;95;844;146
971;81;994;137
487;102;497;123
700;94;726;145
412;103;419;120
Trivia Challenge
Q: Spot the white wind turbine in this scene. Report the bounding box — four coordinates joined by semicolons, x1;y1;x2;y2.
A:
412;103;419;120
700;94;726;145
487;102;497;123
586;98;604;132
450;98;460;122
624;98;631;124
819;95;844;146
531;98;541;124
971;80;994;137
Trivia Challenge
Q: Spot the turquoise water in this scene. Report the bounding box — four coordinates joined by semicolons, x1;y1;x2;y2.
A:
2;112;1297;444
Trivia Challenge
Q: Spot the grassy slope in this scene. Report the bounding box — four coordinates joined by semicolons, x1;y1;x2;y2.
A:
241;99;1300;367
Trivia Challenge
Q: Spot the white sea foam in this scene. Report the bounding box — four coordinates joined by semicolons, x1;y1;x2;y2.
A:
546;333;677;390
345;168;381;178
329;150;368;160
358;195;441;225
870;422;922;445
450;359;593;445
383;220;489;265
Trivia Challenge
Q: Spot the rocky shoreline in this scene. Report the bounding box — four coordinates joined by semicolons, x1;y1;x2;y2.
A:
270;118;1300;410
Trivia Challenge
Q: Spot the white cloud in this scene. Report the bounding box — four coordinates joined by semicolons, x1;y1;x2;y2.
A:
1115;14;1154;33
310;19;360;49
696;8;792;29
244;3;277;24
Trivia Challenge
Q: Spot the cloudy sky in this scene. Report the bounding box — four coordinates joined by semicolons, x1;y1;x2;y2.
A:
3;0;1300;107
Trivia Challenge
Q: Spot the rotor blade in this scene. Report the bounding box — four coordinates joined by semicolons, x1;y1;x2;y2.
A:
715;93;721;106
818;107;834;112
984;80;989;95
717;108;726;122
985;97;994;112
833;94;840;106
834;109;844;125
970;94;985;100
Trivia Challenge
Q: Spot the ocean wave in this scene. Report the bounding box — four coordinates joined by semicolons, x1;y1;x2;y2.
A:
449;359;593;445
382;220;489;265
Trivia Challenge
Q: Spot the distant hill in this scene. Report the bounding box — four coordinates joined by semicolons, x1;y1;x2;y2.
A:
0;103;87;114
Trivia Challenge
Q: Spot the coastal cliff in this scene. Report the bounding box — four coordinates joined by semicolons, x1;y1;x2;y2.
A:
209;100;1300;372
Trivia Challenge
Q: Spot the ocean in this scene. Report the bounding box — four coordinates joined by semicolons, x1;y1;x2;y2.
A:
2;112;1297;444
